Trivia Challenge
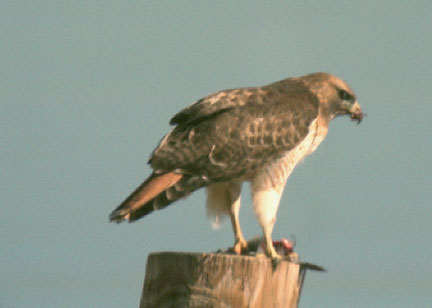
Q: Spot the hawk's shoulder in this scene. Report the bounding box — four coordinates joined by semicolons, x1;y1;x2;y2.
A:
169;87;262;126
169;77;319;127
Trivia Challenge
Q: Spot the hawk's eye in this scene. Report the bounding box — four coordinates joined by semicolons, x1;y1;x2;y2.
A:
338;89;354;102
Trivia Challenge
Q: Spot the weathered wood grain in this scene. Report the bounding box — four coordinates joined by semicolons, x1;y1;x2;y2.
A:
140;252;304;308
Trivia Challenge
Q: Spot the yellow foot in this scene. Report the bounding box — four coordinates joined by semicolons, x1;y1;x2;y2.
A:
266;242;281;259
269;250;282;259
233;239;248;255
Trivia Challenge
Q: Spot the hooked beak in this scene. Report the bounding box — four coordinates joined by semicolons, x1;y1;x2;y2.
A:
349;102;363;124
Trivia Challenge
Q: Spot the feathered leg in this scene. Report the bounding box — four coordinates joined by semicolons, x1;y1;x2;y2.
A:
251;183;283;259
206;181;246;254
228;182;247;255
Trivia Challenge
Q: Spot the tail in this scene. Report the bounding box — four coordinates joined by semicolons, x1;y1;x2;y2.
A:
109;172;204;223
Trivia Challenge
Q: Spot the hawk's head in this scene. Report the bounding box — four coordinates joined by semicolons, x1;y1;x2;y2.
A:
332;84;363;124
304;72;364;124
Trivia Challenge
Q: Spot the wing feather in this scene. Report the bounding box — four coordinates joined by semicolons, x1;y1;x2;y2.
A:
150;78;319;182
169;87;261;126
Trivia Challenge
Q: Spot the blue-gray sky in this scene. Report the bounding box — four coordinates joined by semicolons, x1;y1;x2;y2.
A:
2;1;431;307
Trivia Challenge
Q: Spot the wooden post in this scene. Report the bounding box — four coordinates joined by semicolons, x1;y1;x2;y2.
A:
140;252;308;308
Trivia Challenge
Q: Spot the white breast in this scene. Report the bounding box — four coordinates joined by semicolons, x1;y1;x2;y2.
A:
253;117;329;191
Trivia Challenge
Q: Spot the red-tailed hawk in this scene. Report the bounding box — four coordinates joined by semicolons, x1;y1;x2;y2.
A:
110;72;363;258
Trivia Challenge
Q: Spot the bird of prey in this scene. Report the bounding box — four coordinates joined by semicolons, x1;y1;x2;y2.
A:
109;72;363;258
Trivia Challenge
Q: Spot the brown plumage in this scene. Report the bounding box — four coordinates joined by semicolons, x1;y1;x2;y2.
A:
109;72;363;258
109;172;183;222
